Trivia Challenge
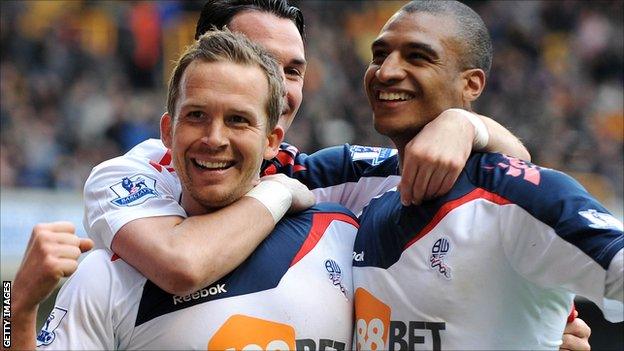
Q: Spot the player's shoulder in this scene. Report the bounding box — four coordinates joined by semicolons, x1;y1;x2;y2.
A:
60;250;116;297
302;143;396;166
464;153;623;231
348;144;397;166
89;139;169;175
276;202;358;227
70;249;146;294
85;139;173;190
295;144;398;188
309;202;358;220
77;249;141;277
466;152;586;194
282;203;359;231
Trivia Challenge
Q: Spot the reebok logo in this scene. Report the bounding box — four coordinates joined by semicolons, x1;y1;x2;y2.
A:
173;284;227;305
353;251;365;262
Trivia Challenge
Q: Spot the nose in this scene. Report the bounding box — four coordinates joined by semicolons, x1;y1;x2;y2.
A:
200;120;229;150
375;52;406;83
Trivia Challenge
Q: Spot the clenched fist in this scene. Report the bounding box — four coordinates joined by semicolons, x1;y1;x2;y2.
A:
13;222;94;313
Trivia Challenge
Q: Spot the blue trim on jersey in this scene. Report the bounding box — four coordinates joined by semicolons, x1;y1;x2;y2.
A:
135;203;357;327
354;153;623;270
353;155;479;269
265;143;399;190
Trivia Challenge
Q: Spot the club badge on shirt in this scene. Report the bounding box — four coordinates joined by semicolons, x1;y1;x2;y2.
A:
430;237;452;280
325;259;348;299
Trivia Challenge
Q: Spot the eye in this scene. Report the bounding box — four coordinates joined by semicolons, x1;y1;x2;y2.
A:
407;52;428;62
186;111;205;120
371;49;387;64
226;115;250;126
285;67;303;80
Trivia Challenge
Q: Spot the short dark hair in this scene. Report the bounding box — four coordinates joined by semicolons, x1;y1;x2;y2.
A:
195;0;305;41
401;0;493;76
167;30;284;131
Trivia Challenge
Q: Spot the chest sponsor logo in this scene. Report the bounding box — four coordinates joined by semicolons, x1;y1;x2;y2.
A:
36;307;67;346
578;209;623;231
109;174;159;207
355;288;445;351
429;237;452;280
172;284;227;305
209;315;347;351
352;251;365;262
325;259;348;299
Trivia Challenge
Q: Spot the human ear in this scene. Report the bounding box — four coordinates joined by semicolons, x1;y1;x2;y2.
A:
264;125;285;160
160;113;174;149
461;69;486;102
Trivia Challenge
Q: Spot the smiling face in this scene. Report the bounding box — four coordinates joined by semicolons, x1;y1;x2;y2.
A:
229;10;306;132
364;10;467;146
162;60;282;215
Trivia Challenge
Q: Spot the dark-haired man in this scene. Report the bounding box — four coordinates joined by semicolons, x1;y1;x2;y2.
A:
350;1;622;349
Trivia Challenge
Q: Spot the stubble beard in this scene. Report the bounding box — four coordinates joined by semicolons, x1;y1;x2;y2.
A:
179;157;261;212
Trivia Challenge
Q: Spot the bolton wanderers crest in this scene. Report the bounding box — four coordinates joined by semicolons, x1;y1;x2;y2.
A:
325;259;348;298
429;237;452;280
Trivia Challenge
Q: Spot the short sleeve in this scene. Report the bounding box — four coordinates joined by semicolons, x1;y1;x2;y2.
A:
476;154;624;322
83;151;186;250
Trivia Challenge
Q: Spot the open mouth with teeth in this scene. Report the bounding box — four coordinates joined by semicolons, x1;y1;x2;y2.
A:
378;91;414;101
192;158;234;171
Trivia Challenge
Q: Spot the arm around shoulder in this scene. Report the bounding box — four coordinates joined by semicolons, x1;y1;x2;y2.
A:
112;195;285;296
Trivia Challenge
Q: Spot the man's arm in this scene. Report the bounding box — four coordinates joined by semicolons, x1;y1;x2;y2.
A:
490;154;624;321
110;175;315;296
478;113;530;160
399;109;530;205
11;222;93;350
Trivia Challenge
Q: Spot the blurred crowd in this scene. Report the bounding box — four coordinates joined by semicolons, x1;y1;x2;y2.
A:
1;0;622;205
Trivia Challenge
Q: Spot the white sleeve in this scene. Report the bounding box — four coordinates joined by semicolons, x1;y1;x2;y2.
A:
604;248;624;321
501;205;624;322
36;251;116;350
83;154;187;250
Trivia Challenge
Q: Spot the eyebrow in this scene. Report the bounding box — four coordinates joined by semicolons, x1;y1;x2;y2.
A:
371;39;440;60
228;107;258;118
406;42;439;59
290;57;307;68
179;103;205;112
181;103;257;116
371;38;387;50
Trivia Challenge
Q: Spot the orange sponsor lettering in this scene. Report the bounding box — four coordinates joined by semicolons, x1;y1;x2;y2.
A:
354;288;391;351
208;314;296;351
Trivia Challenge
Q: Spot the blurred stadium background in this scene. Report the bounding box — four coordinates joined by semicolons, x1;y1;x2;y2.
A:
1;0;622;348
